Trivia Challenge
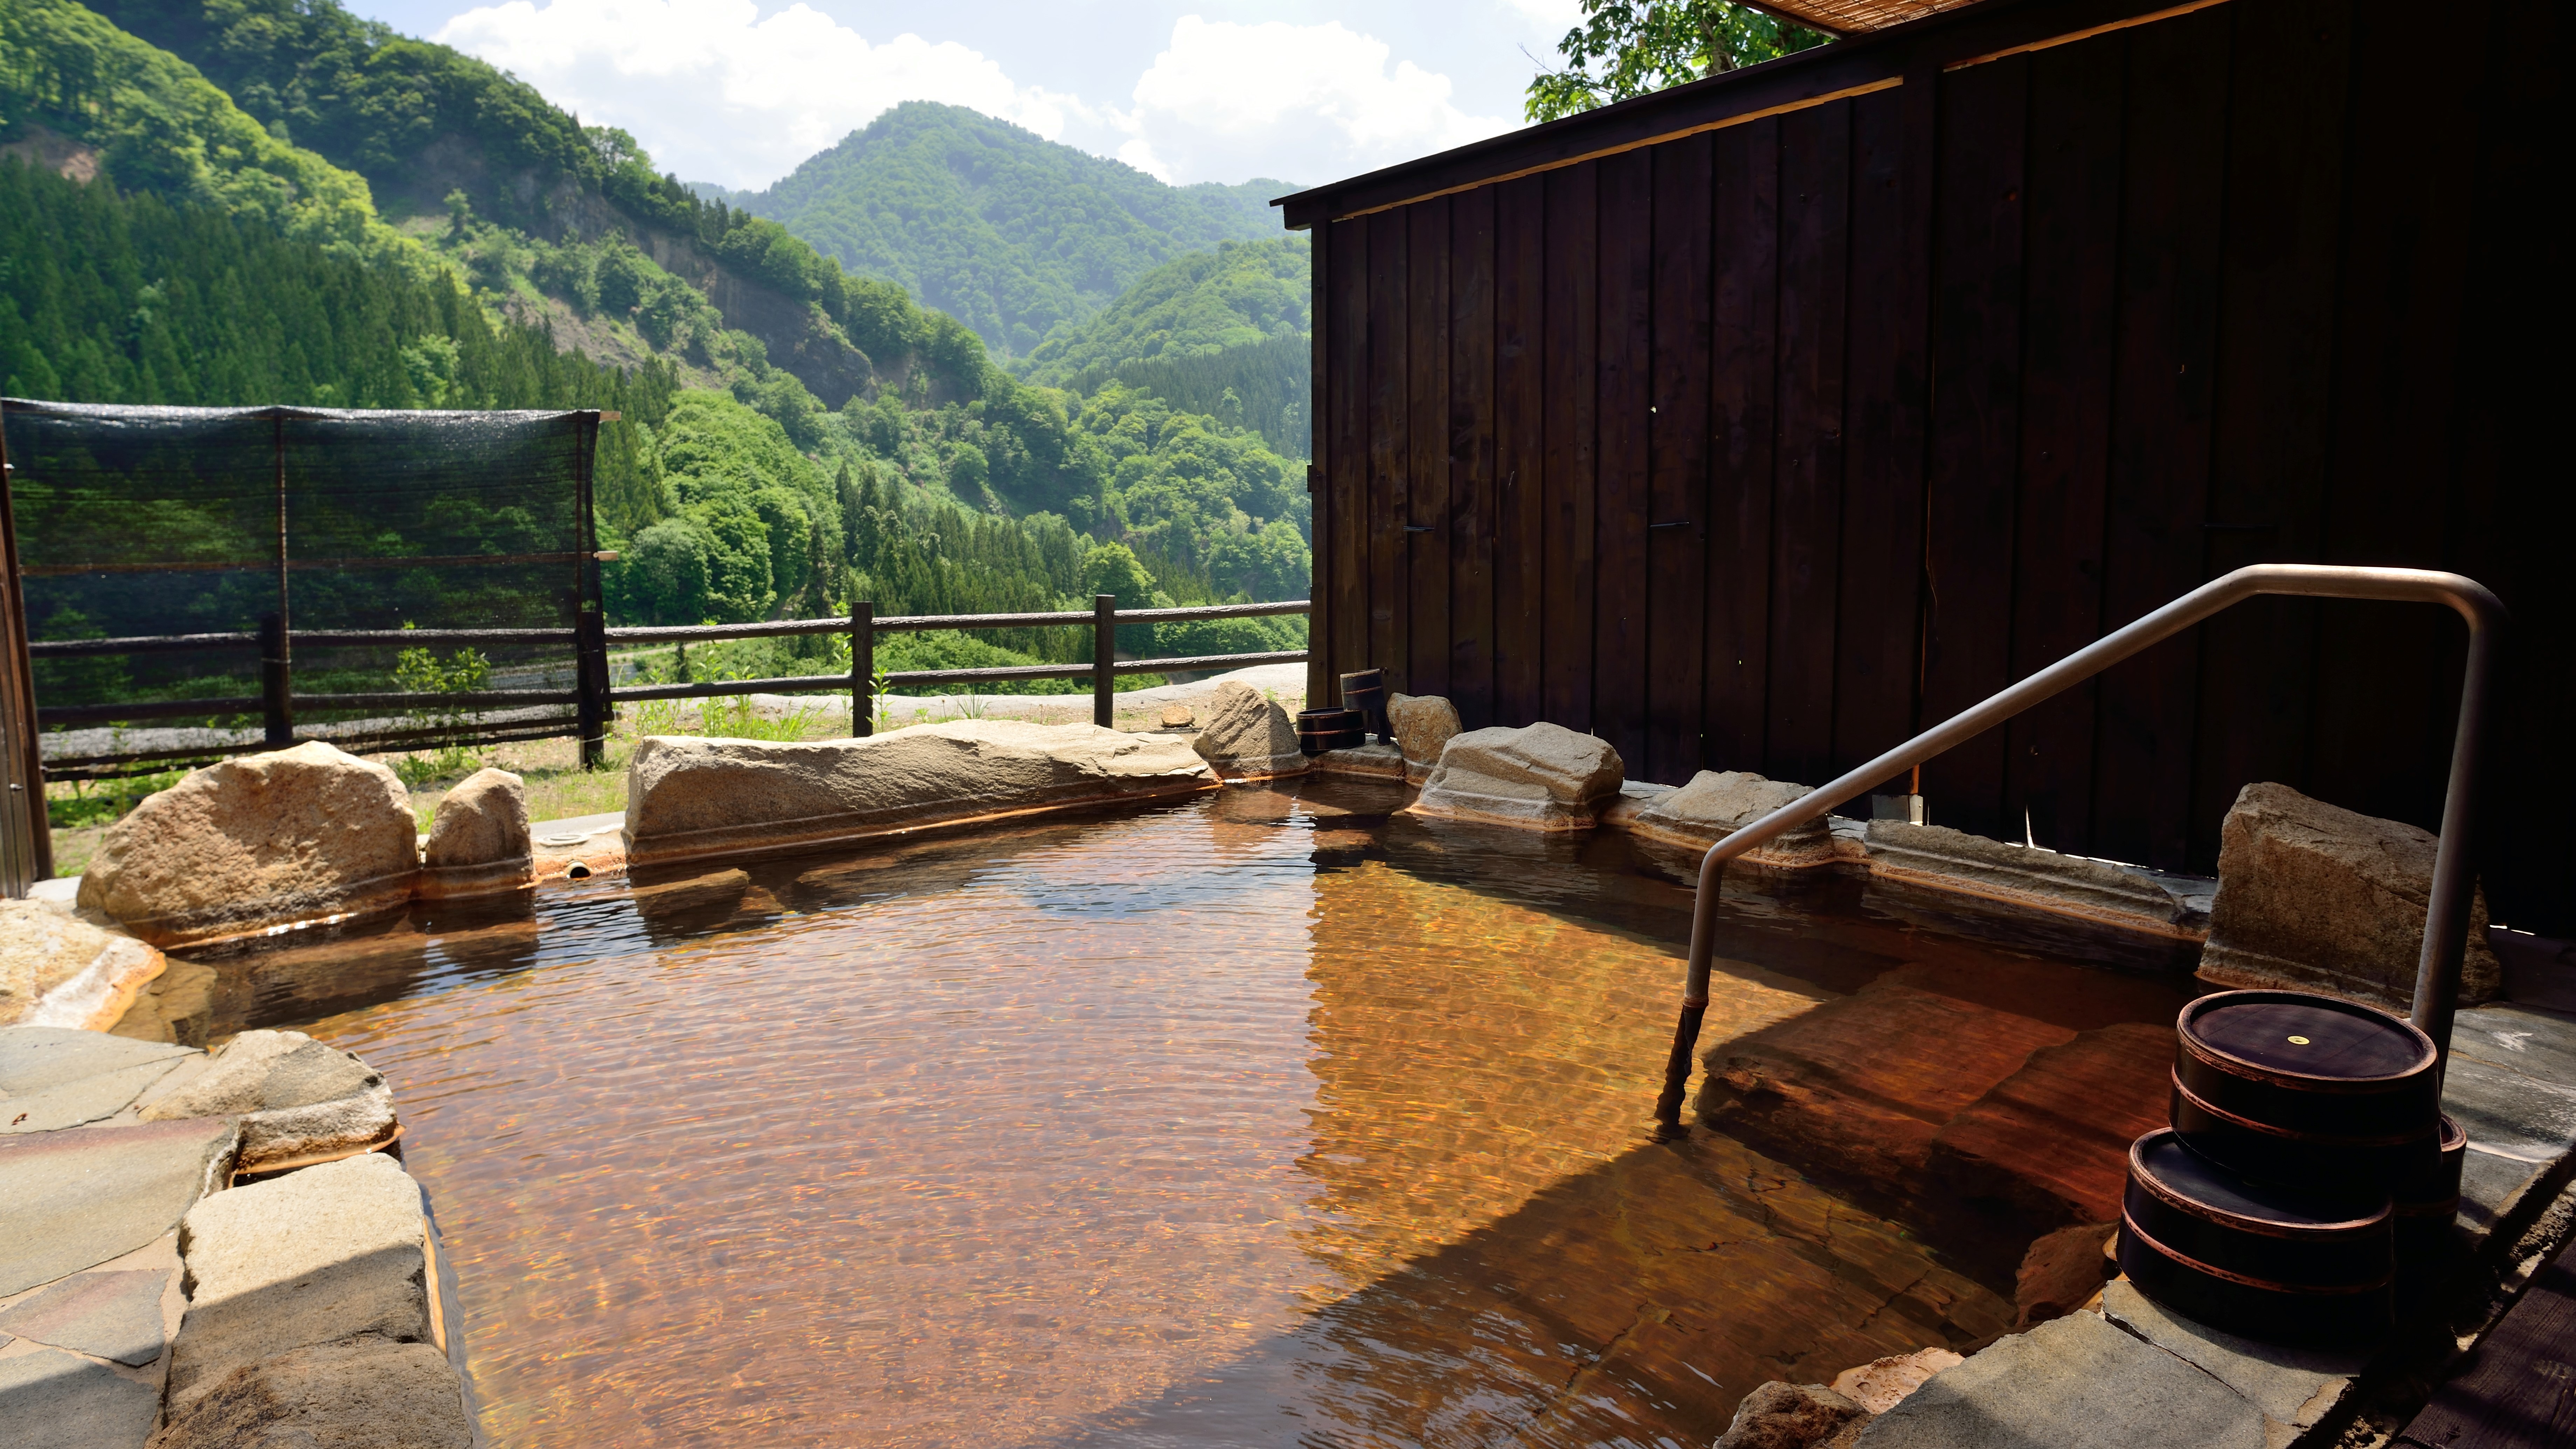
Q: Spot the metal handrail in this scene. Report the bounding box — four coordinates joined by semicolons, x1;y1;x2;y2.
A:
1653;563;2507;1128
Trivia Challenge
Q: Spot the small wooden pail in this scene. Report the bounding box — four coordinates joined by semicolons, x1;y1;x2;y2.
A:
2170;990;2440;1192
1296;708;1365;756
2119;1128;2394;1346
1338;668;1388;741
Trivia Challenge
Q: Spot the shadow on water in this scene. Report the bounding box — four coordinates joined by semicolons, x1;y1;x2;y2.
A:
1051;1120;2015;1449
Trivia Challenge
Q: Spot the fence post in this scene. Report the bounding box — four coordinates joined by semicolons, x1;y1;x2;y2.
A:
259;613;292;747
0;441;53;890
575;610;609;769
851;599;874;738
1092;594;1115;729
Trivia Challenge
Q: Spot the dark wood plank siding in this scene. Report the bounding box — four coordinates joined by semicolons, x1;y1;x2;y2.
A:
2092;5;2231;871
2185;0;2351;864
2003;32;2125;854
1325;220;1370;708
2305;0;2485;840
1449;188;1499;727
1301;0;2570;930
1594;150;1657;773
1540;163;1599;732
1917;55;2029;844
1765;104;1852;789
1829;84;1926;790
1494;176;1547;727
1648;135;1714;786
1364;210;1409;698
1405;201;1452;701
1705;120;1779;773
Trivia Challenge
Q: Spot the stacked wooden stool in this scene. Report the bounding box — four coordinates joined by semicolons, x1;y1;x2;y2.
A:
2118;989;2466;1345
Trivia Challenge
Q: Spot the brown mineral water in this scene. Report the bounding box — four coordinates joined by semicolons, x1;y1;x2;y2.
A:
209;778;2186;1447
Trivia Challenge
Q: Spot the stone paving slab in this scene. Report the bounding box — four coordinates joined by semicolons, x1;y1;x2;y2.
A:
2439;1005;2576;1249
2100;1280;2363;1436
1;1056;193;1135
0;1027;193;1097
0;1268;169;1366
1850;1310;2266;1448
0;1116;236;1297
0;1343;162;1449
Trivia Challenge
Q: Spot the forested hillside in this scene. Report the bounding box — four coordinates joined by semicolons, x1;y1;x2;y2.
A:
1017;238;1311;457
0;117;672;524
74;0;973;416
4;0;1312;663
1;0;420;269
735;104;1286;358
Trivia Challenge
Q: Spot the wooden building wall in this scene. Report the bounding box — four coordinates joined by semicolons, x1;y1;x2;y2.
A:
1293;0;2568;930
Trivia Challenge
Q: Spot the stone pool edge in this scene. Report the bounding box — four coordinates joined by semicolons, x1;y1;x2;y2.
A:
0;1028;470;1448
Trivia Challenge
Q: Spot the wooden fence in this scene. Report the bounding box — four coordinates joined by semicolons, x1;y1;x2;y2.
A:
25;597;1309;777
1281;0;2567;930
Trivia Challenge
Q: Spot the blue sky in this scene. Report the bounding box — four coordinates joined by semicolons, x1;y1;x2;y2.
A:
339;0;1585;192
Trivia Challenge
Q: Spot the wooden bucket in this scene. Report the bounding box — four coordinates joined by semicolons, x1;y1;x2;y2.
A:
1338;668;1388;740
2395;1112;2467;1283
2119;1128;2394;1346
2170;990;2440;1191
1296;707;1365;756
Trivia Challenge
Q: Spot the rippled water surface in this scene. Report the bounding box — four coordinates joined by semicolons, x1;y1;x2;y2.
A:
199;778;2189;1447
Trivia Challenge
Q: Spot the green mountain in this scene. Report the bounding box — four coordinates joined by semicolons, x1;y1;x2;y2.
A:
0;160;677;640
73;0;990;415
736;103;1289;358
6;0;1314;647
1;0;421;270
1015;238;1310;456
1018;238;1308;382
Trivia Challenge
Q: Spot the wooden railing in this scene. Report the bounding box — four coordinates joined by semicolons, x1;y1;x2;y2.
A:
26;597;1310;778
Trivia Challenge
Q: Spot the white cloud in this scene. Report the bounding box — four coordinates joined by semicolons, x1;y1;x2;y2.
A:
1113;17;1514;187
429;2;1515;193
434;0;1078;188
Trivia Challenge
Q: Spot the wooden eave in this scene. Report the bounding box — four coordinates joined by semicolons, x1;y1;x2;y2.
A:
1271;0;2229;229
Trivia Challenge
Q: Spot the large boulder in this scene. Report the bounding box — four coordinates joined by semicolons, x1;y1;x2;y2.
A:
1407;722;1623;831
0;900;165;1029
78;742;420;948
623;719;1218;867
416;767;532;899
1189;682;1307;779
141;1029;396;1172
1627;770;1834;865
2199;782;2501;1007
1385;693;1461;784
163;1152;455;1428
